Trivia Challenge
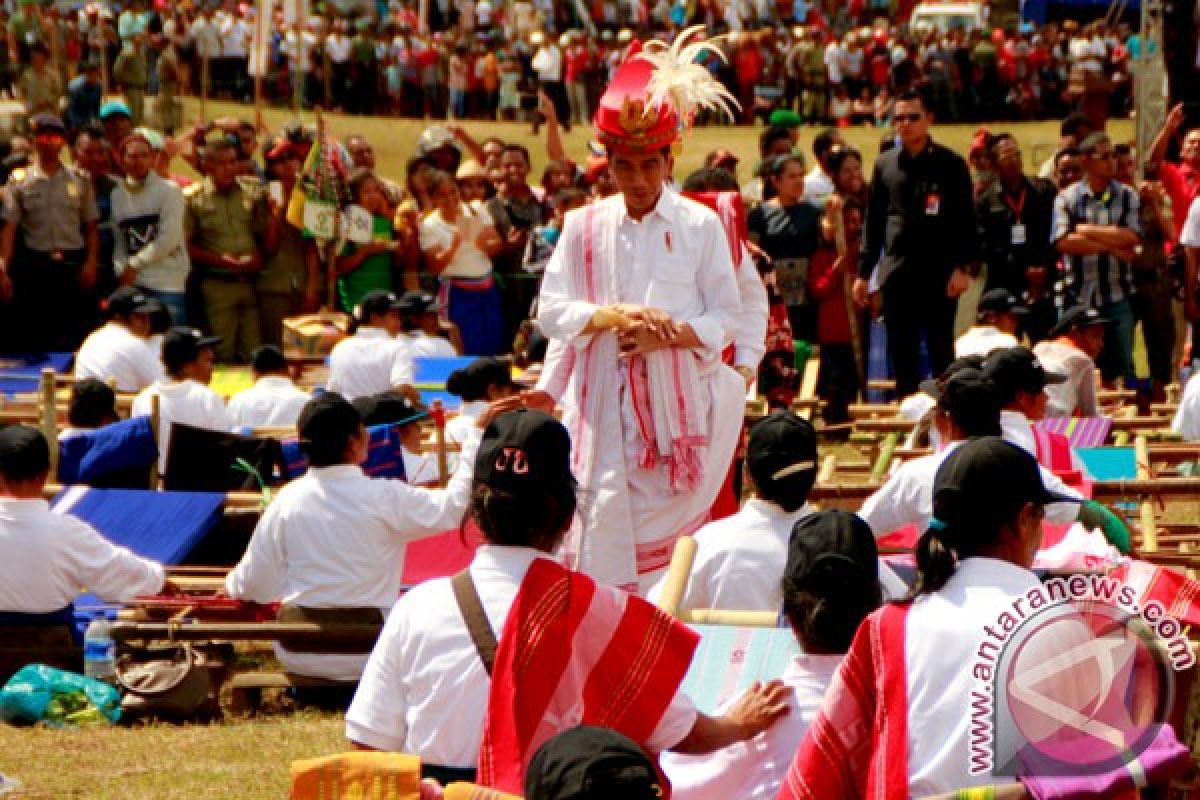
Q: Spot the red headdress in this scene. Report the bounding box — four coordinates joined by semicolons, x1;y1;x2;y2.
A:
594;25;739;155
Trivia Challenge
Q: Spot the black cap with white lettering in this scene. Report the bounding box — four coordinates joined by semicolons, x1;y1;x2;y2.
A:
476;409;574;493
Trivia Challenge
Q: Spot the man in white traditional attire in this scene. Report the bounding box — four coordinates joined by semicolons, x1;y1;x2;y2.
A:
526;28;746;593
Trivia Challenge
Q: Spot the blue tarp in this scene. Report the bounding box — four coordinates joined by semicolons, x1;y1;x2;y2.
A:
0;353;74;396
50;487;225;633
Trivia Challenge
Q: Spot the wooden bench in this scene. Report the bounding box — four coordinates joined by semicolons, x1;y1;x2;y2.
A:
227;670;357;713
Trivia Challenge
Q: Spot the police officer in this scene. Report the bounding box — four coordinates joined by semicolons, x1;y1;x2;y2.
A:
0;113;100;353
184;135;271;363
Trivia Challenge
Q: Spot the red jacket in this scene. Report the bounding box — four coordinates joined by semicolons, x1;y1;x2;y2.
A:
807;245;853;344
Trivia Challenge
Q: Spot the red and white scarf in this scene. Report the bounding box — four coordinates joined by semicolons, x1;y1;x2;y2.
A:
567;204;710;493
477;558;698;794
778;603;911;800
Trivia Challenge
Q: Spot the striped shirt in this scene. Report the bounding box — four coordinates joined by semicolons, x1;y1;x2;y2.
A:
1051;179;1141;307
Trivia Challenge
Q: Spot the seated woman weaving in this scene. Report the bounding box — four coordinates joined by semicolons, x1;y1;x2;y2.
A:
346;409;792;792
0;425;168;683
225;392;491;683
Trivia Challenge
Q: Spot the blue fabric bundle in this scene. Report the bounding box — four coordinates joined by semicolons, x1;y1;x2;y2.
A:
279;423;407;481
57;417;158;487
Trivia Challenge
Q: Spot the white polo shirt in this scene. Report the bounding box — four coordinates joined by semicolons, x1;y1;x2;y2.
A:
346;545;698;766
647;500;813;613
326;327;415;401
407;331;458;358
227;375;312;429
1173;372;1200;441
131;379;233;471
1034;340;1098;419
0;497;164;613
75;322;164;392
954;326;1019;359
662;652;842;800
225;430;479;681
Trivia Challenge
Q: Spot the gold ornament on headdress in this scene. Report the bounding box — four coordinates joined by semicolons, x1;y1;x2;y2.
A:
617;97;656;137
636;25;740;131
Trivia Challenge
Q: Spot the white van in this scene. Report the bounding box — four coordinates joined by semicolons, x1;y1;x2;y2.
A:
908;2;989;34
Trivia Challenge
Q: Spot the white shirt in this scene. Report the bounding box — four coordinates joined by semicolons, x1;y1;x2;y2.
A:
648;500;813;612
824;42;845;83
1181;196;1200;247
445;399;487;446
326;327;415;401
132;379;233;471
407;331;458;358
0;497;164;613
189;16;221;58
75;322;164;392
345;545;698;765
801;167;835;209
1173;372;1200;440
954;326;1019;359
402;446;440;486
859;439;1082;537
904;557;1092;795
731;245;768;371
531;43;563;81
419;206;495;280
225;432;479;680
216;13;250;57
1034;340;1098;418
325;32;351;63
662;652;842;800
227;375;311;429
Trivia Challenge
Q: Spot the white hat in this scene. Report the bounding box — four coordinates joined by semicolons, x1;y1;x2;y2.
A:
530;31;545;45
417;126;458;155
616;28;632;43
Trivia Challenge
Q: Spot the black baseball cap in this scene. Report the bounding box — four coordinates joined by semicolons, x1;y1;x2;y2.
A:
977;288;1029;317
921;367;1002;435
785;509;879;590
746;410;817;495
30;113;66;136
982;346;1067;397
525;726;666;800
918;355;988;401
297;392;362;448
352;391;427;427
353;290;404;324
161;326;221;368
397;289;444;314
1048;305;1112;339
476;409;575;493
932;437;1080;529
106;286;157;317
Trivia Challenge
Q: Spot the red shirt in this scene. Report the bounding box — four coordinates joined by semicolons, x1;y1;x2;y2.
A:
1160;161;1200;241
807;245;853;344
565;47;590;83
734;46;763;85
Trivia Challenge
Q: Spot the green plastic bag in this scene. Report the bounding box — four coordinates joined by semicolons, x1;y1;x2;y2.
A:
0;664;121;727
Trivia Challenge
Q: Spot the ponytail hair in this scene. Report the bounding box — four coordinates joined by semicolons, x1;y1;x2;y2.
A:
911;520;960;598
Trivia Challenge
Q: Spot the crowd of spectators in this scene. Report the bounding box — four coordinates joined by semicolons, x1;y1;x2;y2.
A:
0;0;1141;135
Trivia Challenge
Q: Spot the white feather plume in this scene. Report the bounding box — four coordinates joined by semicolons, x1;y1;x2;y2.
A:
636;25;740;126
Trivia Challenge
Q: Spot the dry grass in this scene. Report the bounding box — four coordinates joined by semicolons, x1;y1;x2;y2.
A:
0;711;346;799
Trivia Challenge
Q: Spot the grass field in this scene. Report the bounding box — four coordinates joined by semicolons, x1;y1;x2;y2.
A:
185;98;1136;181
0;101;1141;799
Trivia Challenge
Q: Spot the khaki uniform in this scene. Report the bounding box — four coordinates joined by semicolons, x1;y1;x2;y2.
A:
184;176;268;362
2;161;100;351
257;214;310;348
155;46;182;133
112;46;148;126
17;67;63;116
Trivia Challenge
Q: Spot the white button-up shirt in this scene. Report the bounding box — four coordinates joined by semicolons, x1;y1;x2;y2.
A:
1034;340;1098;418
131;379;233;470
445;399;487;446
75;322;164;392
0;497;164;613
953;326;1019;359
648;500;813;613
406;331;458;358
859;439;1082;537
1174;372;1200;441
731;245;768;372
345;545;698;765
227;375;312;429
662;652;842;800
225;431;479;679
326;327;415;401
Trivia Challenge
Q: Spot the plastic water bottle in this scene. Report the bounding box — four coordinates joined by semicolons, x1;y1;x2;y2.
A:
83;617;115;683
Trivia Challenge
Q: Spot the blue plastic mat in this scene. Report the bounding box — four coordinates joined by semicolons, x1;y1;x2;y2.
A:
413;356;475;386
51;487;225;633
1076;447;1137;481
0;353;74;396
